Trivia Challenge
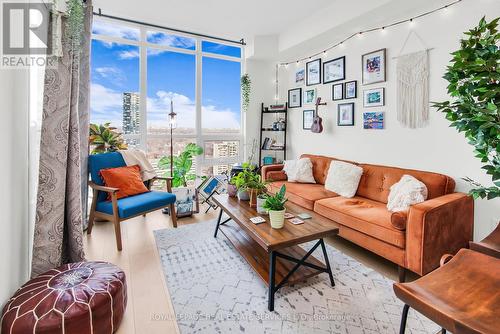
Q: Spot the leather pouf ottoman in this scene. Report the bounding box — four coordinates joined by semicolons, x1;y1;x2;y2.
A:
1;262;127;334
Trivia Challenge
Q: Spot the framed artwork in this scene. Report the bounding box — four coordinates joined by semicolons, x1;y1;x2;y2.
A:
303;110;314;129
303;88;317;104
296;69;305;84
362;48;386;85
306;58;321;86
363;87;385;107
344;80;357;99
363;112;384;129
323;56;345;84
332;83;343;101
338;103;355;126
288;88;302;108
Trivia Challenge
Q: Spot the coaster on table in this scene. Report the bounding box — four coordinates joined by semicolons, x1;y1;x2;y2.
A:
289;218;304;225
250;216;266;225
297;213;312;220
284;213;295;219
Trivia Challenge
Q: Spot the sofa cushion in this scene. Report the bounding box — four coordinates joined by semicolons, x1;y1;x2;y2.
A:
300;154;358;185
268;181;338;210
357;163;456;204
314;196;406;248
96;190;176;218
324;161;364;198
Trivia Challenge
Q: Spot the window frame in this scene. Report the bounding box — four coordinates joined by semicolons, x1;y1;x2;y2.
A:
91;17;244;176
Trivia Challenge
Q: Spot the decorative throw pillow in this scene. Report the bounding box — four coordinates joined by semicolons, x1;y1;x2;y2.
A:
387;175;428;212
324;161;363;198
283;158;316;183
99;165;149;200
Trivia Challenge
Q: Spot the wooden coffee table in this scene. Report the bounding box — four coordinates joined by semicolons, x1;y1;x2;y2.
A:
212;194;339;311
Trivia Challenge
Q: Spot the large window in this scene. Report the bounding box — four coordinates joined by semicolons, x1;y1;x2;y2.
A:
90;19;243;180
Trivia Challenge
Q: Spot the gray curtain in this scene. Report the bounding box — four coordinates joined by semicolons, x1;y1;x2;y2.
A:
31;2;92;277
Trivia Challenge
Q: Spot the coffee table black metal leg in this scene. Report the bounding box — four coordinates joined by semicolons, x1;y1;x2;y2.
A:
320;239;335;287
268;250;276;312
214;208;223;238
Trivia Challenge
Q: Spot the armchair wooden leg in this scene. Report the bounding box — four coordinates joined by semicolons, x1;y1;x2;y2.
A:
398;266;406;283
169;203;177;228
113;218;123;251
87;210;95;235
87;189;98;234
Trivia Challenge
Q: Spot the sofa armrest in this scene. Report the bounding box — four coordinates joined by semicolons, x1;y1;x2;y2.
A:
405;192;474;275
261;164;286;182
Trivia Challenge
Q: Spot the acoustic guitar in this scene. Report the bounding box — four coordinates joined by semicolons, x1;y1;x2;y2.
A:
311;97;327;133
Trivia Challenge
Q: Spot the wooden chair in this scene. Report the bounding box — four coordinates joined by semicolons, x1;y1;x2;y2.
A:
470;222;500;259
87;152;177;251
393;248;500;334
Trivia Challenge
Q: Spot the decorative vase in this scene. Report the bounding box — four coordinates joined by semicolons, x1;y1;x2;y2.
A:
237;189;250;201
227;184;237;197
269;209;286;229
249;189;259;207
256;196;267;215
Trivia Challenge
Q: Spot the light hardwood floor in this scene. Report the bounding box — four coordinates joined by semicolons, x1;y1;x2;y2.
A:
84;205;411;334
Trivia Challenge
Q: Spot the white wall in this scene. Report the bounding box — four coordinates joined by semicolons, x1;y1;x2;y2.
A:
275;0;499;240
244;58;276;164
0;69;30;306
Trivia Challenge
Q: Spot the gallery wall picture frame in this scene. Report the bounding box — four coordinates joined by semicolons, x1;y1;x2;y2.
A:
306;58;322;86
323;56;346;84
288;88;302;108
344;80;357;99
337;103;355;126
363;87;385;107
363;112;384;129
303;110;314;130
362;48;386;85
296;69;305;84
304;88;317;104
332;83;344;101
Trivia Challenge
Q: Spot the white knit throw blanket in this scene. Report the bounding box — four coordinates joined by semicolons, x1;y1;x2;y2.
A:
397;50;429;128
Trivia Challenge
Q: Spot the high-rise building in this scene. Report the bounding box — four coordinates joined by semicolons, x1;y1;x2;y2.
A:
212;141;238;175
123;92;140;134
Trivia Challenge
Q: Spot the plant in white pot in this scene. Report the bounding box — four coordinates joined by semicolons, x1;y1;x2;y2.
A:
262;185;288;229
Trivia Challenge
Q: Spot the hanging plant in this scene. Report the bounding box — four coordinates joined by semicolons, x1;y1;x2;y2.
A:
65;0;86;55
241;74;251;113
433;17;500;200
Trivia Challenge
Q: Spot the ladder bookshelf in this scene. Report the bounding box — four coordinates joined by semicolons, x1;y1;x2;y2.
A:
258;102;288;166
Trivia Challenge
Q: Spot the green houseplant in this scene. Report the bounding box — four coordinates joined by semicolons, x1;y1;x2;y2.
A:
89;123;128;154
241;74;251;113
158;143;203;187
262;185;288;229
433;17;500;200
230;163;259;201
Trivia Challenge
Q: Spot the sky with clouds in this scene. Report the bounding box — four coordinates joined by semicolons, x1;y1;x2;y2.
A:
91;20;241;131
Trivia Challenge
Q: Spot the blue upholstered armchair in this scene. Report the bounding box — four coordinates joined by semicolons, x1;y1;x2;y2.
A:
87;152;177;251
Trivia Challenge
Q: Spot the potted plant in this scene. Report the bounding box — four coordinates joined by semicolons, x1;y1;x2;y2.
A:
243;175;268;208
231;163;259;201
262;185;288;229
158;143;203;187
256;193;268;215
89;123;128;154
433;17;499;200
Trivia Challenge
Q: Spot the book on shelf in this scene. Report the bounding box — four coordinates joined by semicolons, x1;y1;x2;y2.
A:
269;104;285;110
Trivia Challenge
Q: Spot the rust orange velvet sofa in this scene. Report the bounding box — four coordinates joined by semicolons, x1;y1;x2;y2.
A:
261;154;474;280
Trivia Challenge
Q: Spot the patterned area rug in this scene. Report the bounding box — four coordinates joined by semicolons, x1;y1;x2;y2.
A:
154;221;439;334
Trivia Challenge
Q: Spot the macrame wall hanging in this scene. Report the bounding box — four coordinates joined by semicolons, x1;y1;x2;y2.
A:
395;31;431;129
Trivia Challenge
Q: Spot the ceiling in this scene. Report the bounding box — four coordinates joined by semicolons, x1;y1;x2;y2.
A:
92;0;335;41
92;0;455;56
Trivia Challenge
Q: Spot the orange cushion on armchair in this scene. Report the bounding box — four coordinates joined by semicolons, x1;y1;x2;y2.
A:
100;164;149;200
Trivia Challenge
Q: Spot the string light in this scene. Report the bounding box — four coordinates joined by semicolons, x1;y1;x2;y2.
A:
279;0;463;66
